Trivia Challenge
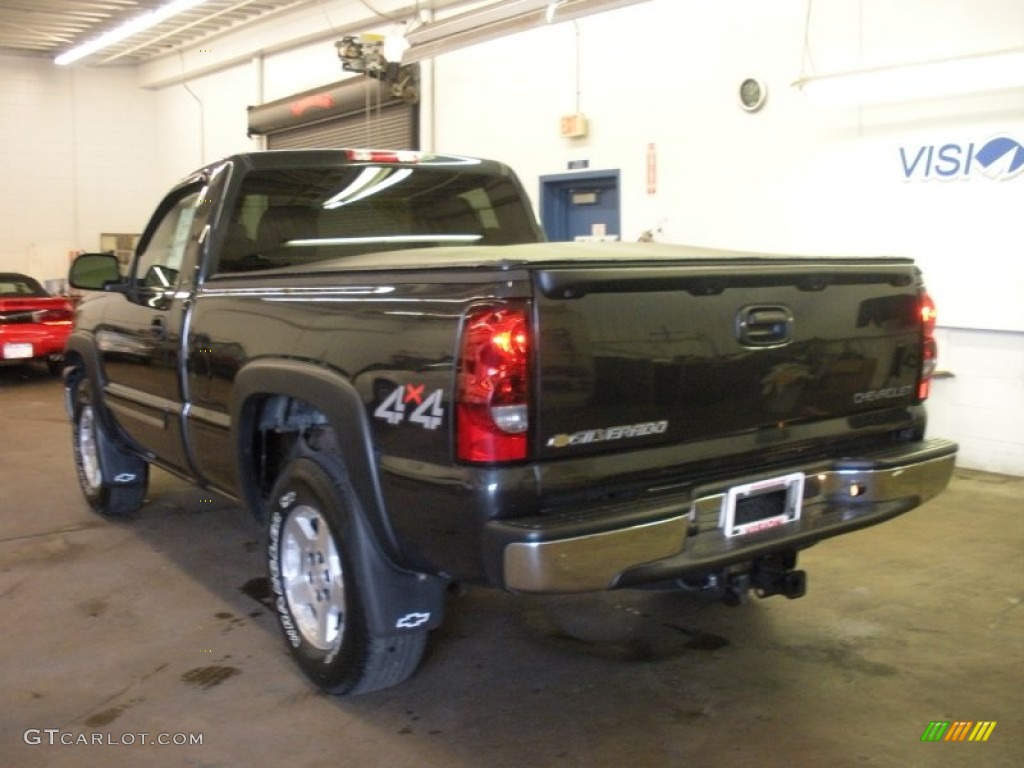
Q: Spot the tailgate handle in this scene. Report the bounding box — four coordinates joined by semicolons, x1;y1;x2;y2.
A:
737;305;793;347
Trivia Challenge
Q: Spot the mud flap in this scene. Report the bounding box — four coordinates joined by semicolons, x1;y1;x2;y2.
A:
349;509;447;636
93;433;147;488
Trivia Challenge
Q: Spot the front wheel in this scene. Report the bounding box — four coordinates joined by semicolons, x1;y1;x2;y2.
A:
267;450;427;695
71;381;149;517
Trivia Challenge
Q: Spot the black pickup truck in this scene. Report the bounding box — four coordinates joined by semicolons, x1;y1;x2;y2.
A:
65;148;957;695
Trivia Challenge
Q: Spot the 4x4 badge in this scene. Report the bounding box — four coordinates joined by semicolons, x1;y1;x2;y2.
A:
374;384;445;430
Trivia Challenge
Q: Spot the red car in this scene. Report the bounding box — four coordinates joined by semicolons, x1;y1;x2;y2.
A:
0;273;74;376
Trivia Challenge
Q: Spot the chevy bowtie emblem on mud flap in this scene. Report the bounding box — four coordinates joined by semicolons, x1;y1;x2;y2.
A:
113;473;137;483
396;612;431;629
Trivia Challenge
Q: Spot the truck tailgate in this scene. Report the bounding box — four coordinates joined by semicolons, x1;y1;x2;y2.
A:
533;259;926;459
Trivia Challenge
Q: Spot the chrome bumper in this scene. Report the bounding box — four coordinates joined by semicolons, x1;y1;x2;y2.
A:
497;439;957;593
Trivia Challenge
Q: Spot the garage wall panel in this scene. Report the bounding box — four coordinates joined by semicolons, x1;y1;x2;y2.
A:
261;44;355;104
0;59;73;282
154;62;258;190
0;56;157;283
928;329;1024;476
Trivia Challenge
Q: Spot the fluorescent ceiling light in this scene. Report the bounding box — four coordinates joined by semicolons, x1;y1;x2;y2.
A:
55;0;211;66
794;48;1024;106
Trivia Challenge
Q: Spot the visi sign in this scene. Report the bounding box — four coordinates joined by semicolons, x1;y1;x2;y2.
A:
899;135;1024;181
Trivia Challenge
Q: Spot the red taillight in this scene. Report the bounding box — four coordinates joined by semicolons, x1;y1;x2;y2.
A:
32;307;73;325
456;304;530;462
919;292;937;401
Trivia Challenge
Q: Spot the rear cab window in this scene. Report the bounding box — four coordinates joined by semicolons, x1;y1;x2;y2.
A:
211;163;539;276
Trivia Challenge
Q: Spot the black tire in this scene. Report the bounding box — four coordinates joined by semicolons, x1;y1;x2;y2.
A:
71;380;149;517
267;449;427;695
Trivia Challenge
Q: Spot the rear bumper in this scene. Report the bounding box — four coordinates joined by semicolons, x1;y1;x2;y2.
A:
486;438;957;593
0;325;70;360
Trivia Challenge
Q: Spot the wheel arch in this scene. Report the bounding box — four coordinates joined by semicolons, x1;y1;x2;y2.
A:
62;331;103;409
62;331;143;457
231;359;389;540
231;358;447;636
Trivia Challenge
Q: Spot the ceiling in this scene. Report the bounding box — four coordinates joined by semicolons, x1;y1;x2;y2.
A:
0;0;318;65
0;0;643;69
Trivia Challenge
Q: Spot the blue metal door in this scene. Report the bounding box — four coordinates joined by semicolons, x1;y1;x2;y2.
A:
540;171;621;242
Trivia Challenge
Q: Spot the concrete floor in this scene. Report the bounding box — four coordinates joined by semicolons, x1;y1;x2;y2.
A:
1;362;1021;768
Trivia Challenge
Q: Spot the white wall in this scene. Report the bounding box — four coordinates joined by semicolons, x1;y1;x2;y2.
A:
152;61;259;190
0;55;158;282
929;329;1024;476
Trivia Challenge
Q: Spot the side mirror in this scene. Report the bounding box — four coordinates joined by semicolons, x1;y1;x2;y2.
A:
68;253;124;291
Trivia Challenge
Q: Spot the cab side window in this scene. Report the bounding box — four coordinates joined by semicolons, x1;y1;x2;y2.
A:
134;191;201;296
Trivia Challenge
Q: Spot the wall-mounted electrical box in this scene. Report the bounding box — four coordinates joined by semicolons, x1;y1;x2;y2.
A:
560;113;588;138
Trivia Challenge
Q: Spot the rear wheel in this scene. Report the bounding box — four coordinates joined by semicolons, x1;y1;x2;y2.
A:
71;381;149;517
267;449;426;695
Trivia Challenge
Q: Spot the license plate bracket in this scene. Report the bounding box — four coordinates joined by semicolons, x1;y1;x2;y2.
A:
723;472;804;537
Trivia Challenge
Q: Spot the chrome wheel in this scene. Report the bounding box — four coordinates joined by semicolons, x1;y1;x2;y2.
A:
280;504;345;651
267;452;429;694
78;404;103;491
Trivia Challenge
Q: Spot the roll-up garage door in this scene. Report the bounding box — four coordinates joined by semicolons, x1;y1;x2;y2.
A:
264;102;414;149
247;68;419;150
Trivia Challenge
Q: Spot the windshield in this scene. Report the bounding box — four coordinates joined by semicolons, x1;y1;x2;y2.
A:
214;165;538;275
